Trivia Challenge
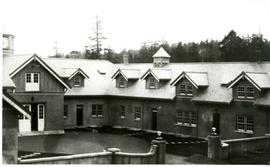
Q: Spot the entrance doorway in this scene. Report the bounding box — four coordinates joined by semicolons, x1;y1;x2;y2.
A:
152;108;157;131
76;105;83;126
19;103;45;132
212;112;220;135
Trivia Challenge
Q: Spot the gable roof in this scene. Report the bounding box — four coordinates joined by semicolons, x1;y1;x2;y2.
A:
152;47;171;58
8;54;71;90
170;71;208;88
3;92;31;119
111;69;141;81
3;70;16;88
60;68;89;80
227;71;270;91
141;69;171;82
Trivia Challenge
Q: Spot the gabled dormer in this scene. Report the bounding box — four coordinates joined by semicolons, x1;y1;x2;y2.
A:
170;72;208;98
227;72;270;101
111;69;140;88
9;54;70;92
141;69;171;89
60;68;89;88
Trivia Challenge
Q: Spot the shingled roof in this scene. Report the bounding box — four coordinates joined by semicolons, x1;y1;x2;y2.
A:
152;47;171;58
141;69;172;81
111;69;141;80
3;54;270;105
170;71;208;88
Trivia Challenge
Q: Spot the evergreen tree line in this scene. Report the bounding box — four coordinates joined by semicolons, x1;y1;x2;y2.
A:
65;30;270;63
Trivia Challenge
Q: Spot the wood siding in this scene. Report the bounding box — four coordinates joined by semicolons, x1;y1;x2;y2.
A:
11;61;65;93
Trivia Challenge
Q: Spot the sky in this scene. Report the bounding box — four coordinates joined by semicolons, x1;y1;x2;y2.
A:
2;0;270;57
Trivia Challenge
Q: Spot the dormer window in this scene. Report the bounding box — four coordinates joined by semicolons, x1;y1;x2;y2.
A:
179;84;193;96
117;76;127;88
237;86;255;99
74;76;81;87
149;77;156;89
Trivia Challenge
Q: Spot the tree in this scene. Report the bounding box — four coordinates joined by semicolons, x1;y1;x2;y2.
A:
87;15;106;59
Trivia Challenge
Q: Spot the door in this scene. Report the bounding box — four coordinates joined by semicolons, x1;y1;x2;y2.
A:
152;108;157;131
76;105;83;126
19;104;31;132
37;104;45;131
212;113;220;135
31;104;38;131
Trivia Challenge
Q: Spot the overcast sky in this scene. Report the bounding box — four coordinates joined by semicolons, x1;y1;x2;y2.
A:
2;0;270;57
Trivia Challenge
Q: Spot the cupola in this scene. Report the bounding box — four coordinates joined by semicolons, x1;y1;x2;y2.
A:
152;47;170;67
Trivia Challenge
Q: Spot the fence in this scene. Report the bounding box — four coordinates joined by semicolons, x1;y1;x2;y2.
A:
208;133;270;160
18;134;166;164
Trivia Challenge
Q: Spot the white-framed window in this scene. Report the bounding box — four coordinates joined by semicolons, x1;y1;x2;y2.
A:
178;84;193;96
237;86;255;99
119;105;126;119
64;105;68;119
25;73;40;91
74;76;81;86
149;77;156;89
92;104;103;117
134;106;141;121
176;111;197;127
236;115;254;133
19;104;31;120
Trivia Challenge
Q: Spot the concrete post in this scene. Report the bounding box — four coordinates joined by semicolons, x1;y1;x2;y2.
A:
107;148;120;164
151;131;166;164
207;127;221;159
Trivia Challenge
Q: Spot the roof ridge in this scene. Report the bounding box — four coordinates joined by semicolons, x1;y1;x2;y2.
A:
245;71;267;74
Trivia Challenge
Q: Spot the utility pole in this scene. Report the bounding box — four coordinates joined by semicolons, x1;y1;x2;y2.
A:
89;15;106;59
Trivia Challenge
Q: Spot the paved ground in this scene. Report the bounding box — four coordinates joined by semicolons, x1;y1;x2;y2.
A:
19;131;150;154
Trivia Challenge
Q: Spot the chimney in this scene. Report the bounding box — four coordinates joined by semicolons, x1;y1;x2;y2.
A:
2;34;15;56
123;53;129;65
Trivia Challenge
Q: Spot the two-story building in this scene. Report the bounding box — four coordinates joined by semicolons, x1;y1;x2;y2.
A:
3;34;270;140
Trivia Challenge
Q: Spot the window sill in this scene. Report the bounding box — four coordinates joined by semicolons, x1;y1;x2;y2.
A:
175;123;197;128
134;118;141;121
91;116;104;118
235;130;254;134
234;99;255;102
120;116;125;119
177;96;193;98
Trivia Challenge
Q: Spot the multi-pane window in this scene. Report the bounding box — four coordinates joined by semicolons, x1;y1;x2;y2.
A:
149;77;156;89
236;115;254;133
25;73;40;91
134;107;141;120
176;111;197;127
92;104;103;117
64;105;68;119
19;104;31;120
178;84;193;96
119;105;126;119
119;77;125;88
237;86;255;99
38;104;44;119
74;77;81;86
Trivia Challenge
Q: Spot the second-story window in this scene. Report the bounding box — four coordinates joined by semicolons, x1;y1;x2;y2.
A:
148;76;157;89
74;77;81;87
134;107;141;121
237;86;255;99
25;73;40;91
178;84;193;96
118;77;125;88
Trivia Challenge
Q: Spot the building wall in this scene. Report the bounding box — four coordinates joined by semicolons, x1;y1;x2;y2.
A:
11;60;65;93
196;102;269;140
11;93;64;130
2;100;18;164
64;97;110;128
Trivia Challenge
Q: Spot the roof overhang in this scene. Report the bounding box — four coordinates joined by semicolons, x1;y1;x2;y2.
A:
227;72;261;91
3;93;31;119
111;69;128;81
9;54;71;90
141;69;160;82
68;68;89;80
170;72;198;88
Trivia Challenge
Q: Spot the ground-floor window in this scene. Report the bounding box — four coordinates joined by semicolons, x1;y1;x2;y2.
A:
176;111;197;127
64;105;68;119
236;115;254;133
119;105;126;119
134;106;141;121
92;104;103;117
